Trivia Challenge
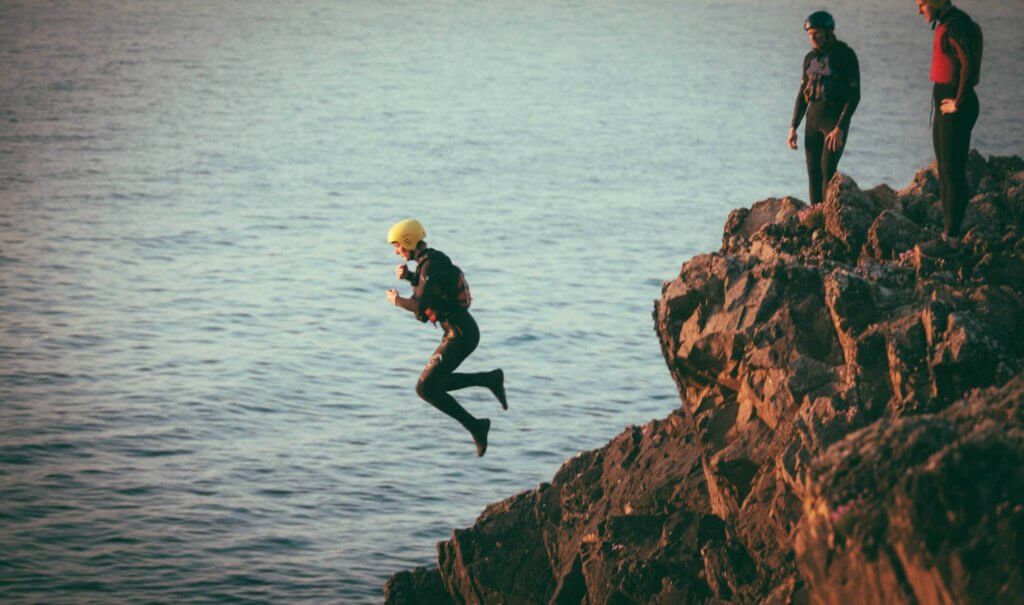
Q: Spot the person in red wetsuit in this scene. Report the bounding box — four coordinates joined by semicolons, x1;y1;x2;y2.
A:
917;0;983;243
385;219;507;457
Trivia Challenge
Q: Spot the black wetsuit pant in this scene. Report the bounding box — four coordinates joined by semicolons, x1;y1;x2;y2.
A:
416;311;489;431
805;113;848;205
933;83;979;237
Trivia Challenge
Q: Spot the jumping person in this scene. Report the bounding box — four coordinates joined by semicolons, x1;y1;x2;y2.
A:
787;11;861;208
385;219;507;457
916;0;983;243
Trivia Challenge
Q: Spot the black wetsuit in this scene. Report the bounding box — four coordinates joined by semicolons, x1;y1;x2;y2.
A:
931;5;982;237
791;38;861;205
405;248;492;433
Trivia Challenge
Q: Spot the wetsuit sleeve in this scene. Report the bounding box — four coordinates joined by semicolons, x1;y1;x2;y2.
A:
791;55;810;129
836;47;860;131
945;24;975;105
949;37;970;105
411;258;448;323
409;259;431;322
394;296;418;314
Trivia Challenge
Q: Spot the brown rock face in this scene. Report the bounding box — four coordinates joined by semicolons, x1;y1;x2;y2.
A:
794;375;1024;605
385;154;1024;604
384;567;453;605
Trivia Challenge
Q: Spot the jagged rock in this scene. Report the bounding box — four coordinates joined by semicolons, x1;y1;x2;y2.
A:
896;163;943;229
823;269;876;361
384;567;453;605
897;162;941;201
985;157;1024;182
865;210;927;261
385;154;1024;605
965;149;991;192
823;174;881;257
437;490;555;604
1001;171;1024;228
865;183;897;211
886;314;935;414
794;375;1024;605
961;192;1005;243
723;197;805;254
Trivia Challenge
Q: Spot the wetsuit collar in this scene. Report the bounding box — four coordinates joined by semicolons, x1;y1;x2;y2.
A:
933;2;955;29
811;34;836;56
413;246;431;263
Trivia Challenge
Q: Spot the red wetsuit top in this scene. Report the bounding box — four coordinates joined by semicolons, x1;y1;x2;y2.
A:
929;6;982;103
930;22;955;84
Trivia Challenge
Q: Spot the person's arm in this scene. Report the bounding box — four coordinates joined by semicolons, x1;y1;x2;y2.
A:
940;22;978;114
388;291;419;314
791;56;810;130
789;56;809;149
396;263;418;285
836;47;860;131
410;257;441;322
388;263;422;315
824;47;859;151
949;34;971;106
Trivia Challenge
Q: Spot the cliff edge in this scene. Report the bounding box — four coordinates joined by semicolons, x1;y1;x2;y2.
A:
385;152;1024;605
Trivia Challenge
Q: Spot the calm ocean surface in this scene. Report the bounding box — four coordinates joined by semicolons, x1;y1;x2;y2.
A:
1;1;1021;602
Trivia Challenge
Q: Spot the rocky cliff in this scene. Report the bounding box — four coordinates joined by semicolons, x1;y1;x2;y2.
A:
384;153;1024;605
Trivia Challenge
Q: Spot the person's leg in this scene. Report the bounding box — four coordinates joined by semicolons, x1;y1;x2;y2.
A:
946;91;980;237
805;128;826;205
932;102;945;186
441;369;507;409
441;369;498;391
932;85;961;237
820;127;847;199
416;339;478;429
430;316;479;393
430;315;507;409
916;88;960;256
415;330;491;455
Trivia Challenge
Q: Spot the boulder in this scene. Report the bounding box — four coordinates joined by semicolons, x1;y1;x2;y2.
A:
723;197;805;254
794;375;1024;605
384;567;453;605
865;210;928;262
823;173;881;256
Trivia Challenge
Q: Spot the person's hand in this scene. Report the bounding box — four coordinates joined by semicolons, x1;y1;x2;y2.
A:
395;264;409;280
825;128;844;152
940;98;958;114
386;289;400;306
787;128;799;150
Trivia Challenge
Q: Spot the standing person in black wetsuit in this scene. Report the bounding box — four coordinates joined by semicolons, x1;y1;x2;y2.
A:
916;0;983;247
385;219;507;457
787;11;861;210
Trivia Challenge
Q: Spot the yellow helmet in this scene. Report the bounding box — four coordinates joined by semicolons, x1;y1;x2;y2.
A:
387;219;426;251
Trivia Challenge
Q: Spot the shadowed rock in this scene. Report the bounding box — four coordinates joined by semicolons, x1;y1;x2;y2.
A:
866;210;928;261
384;567;453;605
795;375;1024;605
824;173;880;257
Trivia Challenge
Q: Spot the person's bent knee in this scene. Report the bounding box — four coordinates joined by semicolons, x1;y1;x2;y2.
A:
415;379;435;403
